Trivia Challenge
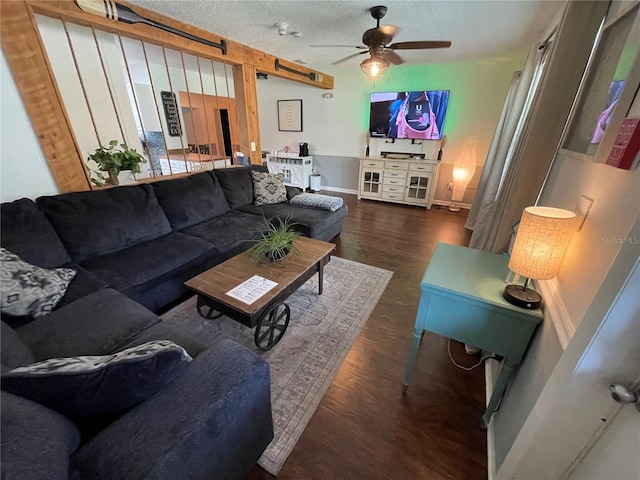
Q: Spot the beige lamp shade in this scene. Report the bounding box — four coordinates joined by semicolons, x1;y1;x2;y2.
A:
452;136;477;202
509;206;576;280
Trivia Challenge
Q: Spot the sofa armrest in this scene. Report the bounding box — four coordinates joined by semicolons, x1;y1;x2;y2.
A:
70;337;273;480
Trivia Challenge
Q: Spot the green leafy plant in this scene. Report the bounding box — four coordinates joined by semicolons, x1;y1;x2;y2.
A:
250;216;301;263
87;140;147;186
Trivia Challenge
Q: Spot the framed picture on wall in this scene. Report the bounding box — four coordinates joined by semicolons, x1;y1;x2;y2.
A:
278;99;303;132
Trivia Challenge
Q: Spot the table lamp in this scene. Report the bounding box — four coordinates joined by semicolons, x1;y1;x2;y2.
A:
449;136;477;212
504;206;576;309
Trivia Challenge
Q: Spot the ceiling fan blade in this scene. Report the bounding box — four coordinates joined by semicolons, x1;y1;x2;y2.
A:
382;49;404;65
310;45;368;49
332;51;368;65
389;41;452;50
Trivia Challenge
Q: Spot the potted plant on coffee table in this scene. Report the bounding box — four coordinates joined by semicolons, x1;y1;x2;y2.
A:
87;140;147;187
250;216;301;263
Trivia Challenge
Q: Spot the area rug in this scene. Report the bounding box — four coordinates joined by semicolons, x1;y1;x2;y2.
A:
161;256;392;475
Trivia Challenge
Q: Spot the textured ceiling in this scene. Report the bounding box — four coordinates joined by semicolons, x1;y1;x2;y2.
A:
131;0;563;69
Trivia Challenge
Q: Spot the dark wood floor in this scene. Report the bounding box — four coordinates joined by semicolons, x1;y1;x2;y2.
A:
249;193;487;480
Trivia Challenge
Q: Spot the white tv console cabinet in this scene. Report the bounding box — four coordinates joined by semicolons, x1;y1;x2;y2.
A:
358;156;438;209
266;154;313;190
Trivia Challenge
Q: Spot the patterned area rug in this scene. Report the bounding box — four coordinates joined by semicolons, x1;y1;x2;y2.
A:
161;256;392;475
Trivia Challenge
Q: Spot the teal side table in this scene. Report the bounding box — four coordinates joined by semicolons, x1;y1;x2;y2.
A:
402;242;543;428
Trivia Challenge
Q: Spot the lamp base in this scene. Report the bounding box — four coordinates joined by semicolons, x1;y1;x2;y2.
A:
503;284;541;309
448;205;462;212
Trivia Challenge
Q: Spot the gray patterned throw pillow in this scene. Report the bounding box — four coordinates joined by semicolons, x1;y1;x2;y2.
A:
1;340;192;417
252;171;288;206
290;193;344;211
0;248;76;318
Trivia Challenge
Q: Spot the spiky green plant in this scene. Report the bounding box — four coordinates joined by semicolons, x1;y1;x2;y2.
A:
249;216;301;263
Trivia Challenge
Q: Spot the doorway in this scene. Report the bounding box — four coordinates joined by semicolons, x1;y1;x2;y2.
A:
219;109;233;162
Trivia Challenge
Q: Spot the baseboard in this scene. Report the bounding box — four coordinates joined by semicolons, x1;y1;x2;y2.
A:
432;199;472;210
534;278;574;350
319;186;358;195
485;358;500;480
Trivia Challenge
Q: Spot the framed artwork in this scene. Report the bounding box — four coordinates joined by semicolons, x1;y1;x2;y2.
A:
278;99;303;132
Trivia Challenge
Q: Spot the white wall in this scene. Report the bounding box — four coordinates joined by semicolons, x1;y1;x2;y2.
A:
0;51;57;202
257;57;525;201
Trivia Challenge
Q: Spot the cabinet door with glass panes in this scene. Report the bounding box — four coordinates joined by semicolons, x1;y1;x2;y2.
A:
405;173;432;205
360;168;383;198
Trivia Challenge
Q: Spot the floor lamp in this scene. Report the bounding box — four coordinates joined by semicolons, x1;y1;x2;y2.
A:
449;136;477;212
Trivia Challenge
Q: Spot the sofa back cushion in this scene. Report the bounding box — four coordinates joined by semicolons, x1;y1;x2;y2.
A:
213;165;267;209
0;198;71;268
37;185;171;263
152;171;229;230
1;321;34;369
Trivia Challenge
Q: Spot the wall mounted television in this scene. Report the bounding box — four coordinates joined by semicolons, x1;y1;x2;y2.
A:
369;90;450;140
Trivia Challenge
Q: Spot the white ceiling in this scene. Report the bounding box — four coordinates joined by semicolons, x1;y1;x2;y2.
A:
132;0;563;70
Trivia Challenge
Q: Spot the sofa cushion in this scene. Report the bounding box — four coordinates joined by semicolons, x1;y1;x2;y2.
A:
213;164;267;209
0;248;76;318
1;321;34;369
238;203;348;239
251;171;288;206
290;192;345;211
152;171;230;230
37;184;172;263
79;232;213;298
56;265;107;309
1;198;72;268
120;322;209;358
1;391;81;480
180;210;265;257
2;340;192;417
17;288;160;361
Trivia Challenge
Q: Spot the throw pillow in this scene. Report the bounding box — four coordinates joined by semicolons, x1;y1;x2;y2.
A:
251;171;288;206
0;248;76;318
290;193;344;211
1;340;192;417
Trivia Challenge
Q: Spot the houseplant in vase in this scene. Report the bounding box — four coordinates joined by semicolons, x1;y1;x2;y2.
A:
88;140;147;186
250;216;301;263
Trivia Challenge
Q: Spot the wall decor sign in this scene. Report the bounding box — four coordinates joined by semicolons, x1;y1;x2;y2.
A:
161;91;181;137
278;99;303;132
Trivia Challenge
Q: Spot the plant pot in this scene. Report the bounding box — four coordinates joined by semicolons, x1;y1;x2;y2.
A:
106;170;137;186
265;244;291;262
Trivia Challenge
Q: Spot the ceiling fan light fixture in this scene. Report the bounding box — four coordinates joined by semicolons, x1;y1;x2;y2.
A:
360;56;389;77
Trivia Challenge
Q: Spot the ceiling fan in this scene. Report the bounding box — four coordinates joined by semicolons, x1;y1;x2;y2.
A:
314;5;451;76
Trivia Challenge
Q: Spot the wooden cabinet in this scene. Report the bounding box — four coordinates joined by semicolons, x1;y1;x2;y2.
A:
358;157;438;208
266;154;313;189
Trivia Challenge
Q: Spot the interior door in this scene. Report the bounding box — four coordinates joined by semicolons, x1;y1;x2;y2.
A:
498;217;640;480
567;380;640;479
561;257;640;479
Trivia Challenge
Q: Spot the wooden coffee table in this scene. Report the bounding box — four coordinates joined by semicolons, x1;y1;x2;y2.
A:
184;237;335;350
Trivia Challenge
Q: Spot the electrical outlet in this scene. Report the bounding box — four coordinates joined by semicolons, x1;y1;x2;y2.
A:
447;182;453;191
250;142;256;152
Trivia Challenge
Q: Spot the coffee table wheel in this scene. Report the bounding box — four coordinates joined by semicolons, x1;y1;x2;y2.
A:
197;297;223;320
255;302;290;351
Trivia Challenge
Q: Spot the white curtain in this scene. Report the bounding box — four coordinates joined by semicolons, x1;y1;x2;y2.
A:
465;43;548;251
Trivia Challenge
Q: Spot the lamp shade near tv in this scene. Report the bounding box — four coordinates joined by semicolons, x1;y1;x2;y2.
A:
369;90;450;140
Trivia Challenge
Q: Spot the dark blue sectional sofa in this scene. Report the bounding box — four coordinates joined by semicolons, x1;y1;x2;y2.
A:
0;165;347;479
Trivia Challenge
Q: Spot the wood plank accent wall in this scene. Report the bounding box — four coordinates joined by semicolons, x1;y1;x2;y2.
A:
1;0;333;192
233;64;262;165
